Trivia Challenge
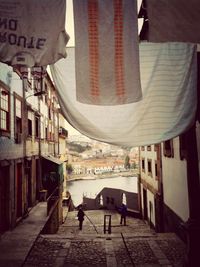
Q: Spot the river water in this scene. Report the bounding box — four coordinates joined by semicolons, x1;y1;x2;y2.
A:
66;176;138;207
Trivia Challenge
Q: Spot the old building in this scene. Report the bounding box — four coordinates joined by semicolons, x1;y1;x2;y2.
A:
139;144;163;232
138;2;200;264
0;63;68;234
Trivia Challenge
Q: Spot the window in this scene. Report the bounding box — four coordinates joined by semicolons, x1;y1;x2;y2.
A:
155;162;158;180
48;107;52;120
163;139;174;158
147;159;152;176
27;110;33;136
0;85;10;133
147;145;151;151
40;116;44;139
14;95;22;143
141;146;145;151
45;118;48;140
28;119;32;136
142;158;145;172
35;116;39;138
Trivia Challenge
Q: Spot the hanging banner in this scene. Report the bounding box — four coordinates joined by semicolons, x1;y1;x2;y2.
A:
51;43;197;147
73;0;142;105
0;0;69;67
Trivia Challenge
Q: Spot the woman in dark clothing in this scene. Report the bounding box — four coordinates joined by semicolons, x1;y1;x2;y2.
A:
120;203;127;226
77;206;85;230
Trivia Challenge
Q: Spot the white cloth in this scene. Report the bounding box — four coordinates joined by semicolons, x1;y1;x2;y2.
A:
146;0;200;43
0;0;69;67
73;0;142;105
50;43;197;147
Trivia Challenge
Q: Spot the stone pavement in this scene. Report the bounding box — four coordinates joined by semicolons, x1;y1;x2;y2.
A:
0;202;48;267
23;210;186;267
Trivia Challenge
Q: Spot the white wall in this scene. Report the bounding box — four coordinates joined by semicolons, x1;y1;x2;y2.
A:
162;137;189;221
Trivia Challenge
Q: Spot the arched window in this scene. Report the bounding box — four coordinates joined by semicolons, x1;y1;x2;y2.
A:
122;193;127;205
100;195;103;205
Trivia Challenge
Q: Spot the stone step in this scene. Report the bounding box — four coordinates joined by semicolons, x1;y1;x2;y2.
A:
23;209;186;267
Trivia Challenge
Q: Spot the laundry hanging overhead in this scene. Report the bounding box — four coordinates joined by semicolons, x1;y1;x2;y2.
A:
51;43;197;148
73;0;142;105
0;0;69;67
146;0;200;43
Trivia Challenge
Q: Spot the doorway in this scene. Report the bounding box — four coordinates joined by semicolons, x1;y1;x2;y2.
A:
16;163;22;218
143;188;148;220
0;166;9;233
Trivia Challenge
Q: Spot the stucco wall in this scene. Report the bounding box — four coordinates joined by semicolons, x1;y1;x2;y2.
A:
162;137;189;221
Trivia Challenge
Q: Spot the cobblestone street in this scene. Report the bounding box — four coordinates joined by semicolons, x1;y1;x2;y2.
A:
23;210;186;267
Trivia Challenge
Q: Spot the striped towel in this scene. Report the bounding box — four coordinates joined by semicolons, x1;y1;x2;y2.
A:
73;0;142;105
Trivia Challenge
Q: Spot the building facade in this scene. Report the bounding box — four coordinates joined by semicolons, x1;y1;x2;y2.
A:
139;136;190;239
0;63;68;234
139;144;163;232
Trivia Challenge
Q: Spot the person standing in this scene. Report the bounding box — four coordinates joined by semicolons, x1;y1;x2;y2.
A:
120;203;127;226
77;205;85;230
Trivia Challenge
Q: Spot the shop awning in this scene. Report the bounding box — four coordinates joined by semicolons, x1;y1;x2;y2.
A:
42;155;63;165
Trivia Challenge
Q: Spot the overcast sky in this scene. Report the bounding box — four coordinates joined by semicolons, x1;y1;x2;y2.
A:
65;0;143;47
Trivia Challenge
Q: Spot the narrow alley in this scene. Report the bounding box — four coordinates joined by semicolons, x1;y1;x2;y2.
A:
23;210;185;267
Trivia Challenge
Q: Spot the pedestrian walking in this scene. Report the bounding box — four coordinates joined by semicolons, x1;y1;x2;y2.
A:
120;203;127;226
77;205;85;230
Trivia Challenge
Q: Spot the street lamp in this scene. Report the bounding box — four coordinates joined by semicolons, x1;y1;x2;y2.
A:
25;90;46;100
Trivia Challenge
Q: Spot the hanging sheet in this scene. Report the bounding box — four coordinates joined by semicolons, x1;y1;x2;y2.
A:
73;0;142;105
50;43;197;147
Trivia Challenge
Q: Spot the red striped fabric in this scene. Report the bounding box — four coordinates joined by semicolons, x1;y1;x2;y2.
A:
88;0;100;104
114;0;125;101
73;0;142;105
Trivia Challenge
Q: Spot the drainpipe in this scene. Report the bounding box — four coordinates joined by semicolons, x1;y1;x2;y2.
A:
38;70;43;192
156;144;164;233
22;78;27;161
137;147;142;217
